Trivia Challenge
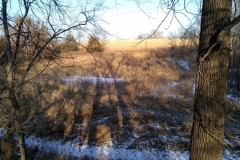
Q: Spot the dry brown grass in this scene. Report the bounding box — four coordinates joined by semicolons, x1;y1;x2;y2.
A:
52;50;184;100
16;38;200;159
3;38;240;159
103;39;172;52
79;39;171;52
79;38;188;53
22;75;194;147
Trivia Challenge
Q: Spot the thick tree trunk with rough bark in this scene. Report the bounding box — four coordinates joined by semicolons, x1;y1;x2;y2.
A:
190;0;232;160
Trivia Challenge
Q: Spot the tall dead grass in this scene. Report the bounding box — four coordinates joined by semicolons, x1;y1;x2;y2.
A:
3;38;240;159
17;38;198;159
34;38;196;108
104;39;171;52
79;38;188;53
50;51;182;97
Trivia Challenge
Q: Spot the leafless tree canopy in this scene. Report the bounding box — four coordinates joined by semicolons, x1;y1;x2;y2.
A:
0;0;105;79
0;1;105;159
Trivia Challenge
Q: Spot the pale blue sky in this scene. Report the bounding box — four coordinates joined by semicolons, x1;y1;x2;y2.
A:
6;0;200;40
101;0;200;40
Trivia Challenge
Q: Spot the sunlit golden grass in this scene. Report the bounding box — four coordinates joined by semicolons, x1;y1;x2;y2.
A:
17;38;200;158
36;38;197;101
104;39;172;52
79;38;190;53
50;51;182;100
3;38;240;159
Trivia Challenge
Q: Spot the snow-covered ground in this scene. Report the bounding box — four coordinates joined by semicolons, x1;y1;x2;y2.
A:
25;135;189;160
61;76;125;84
24;135;239;160
1;126;239;160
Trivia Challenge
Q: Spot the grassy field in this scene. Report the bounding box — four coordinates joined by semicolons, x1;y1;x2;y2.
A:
3;38;240;159
104;39;172;52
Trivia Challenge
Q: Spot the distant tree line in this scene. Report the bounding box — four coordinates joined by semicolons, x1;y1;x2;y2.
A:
137;29;164;39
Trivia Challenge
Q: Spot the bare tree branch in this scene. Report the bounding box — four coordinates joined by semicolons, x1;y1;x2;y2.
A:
200;15;240;62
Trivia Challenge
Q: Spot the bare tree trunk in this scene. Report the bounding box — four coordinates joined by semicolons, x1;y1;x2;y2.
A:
6;64;26;160
2;0;27;159
0;120;26;160
14;109;26;160
190;0;232;160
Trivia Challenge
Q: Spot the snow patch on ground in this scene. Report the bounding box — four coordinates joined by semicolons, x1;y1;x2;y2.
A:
169;82;179;87
25;135;190;160
227;94;240;104
61;76;125;84
174;59;190;71
1;128;239;159
0;128;5;138
24;135;240;160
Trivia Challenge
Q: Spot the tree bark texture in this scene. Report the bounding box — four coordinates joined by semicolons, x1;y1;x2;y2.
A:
1;0;27;159
190;0;232;160
6;56;27;160
5;62;26;160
